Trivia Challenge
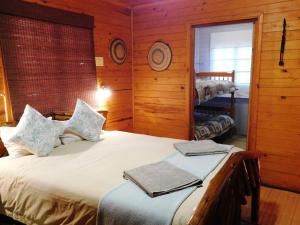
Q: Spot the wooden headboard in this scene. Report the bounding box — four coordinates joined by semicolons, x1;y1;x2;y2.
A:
195;70;235;82
0;141;7;157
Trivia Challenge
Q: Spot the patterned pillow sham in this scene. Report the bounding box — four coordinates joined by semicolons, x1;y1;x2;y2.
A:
67;99;106;141
8;105;64;157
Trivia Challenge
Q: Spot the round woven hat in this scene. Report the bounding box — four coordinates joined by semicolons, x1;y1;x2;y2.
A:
109;38;127;64
148;41;172;71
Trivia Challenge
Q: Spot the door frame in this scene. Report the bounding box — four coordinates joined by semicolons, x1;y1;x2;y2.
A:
186;14;263;151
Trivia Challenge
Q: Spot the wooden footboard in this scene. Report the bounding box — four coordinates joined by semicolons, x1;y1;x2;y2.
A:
188;151;260;225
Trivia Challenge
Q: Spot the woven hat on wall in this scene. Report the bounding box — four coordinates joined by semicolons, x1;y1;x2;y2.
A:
148;41;172;71
109;38;127;64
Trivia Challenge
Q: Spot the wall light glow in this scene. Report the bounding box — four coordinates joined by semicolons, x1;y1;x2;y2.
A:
96;86;112;107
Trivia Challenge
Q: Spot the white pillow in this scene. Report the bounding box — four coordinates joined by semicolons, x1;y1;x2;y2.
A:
50;118;68;130
0;127;31;158
54;137;62;148
8;105;64;157
60;131;107;145
67;99;105;141
60;133;83;145
47;117;67;147
47;118;83;145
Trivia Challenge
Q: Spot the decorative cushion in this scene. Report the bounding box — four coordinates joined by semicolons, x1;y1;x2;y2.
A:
8;105;64;157
0;127;31;158
67;99;105;141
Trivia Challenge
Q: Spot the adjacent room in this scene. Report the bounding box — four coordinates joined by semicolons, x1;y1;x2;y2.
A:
193;22;254;149
0;0;299;225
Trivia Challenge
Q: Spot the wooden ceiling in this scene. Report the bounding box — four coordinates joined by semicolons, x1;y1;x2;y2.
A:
105;0;164;7
119;0;162;6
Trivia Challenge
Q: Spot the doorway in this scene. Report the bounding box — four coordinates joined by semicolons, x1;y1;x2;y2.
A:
189;18;262;150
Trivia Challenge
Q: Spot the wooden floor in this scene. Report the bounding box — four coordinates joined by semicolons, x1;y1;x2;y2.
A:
242;186;300;225
224;134;247;149
1;187;299;225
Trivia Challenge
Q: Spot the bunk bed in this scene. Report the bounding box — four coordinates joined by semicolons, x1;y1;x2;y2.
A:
194;71;237;141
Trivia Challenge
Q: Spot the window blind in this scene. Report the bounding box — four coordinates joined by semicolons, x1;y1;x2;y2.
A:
0;13;97;120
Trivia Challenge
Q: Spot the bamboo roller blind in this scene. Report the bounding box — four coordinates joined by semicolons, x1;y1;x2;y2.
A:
0;13;97;120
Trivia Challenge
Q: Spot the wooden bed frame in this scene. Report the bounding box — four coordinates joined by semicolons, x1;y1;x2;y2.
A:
0;111;260;225
188;151;260;225
194;71;236;118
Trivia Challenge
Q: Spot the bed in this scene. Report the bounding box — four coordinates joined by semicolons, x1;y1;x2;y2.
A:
0;112;260;225
194;71;236;107
194;71;237;140
194;112;235;141
0;2;258;223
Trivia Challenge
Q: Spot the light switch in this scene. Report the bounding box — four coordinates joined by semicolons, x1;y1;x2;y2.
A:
95;57;104;67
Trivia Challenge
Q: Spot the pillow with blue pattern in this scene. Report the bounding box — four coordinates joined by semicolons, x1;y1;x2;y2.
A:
67;99;105;141
8;105;64;157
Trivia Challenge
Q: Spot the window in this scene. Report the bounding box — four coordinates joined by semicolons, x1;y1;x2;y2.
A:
0;12;96;120
210;29;253;98
195;23;254;98
210;29;253;84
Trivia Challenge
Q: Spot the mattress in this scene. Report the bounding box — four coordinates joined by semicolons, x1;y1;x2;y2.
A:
195;78;236;104
0;131;241;225
194;114;235;140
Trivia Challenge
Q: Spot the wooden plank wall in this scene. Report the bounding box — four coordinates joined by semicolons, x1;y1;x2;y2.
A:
132;0;300;191
0;0;133;131
0;49;6;122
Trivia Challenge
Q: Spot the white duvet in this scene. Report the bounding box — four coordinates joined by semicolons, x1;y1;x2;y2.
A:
0;131;241;225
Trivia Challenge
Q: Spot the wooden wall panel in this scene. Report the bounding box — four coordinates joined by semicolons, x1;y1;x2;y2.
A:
132;0;300;191
0;0;133;131
0;50;6;122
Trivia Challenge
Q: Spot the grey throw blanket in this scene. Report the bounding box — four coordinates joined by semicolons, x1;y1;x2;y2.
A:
174;140;233;156
124;161;202;197
97;152;228;225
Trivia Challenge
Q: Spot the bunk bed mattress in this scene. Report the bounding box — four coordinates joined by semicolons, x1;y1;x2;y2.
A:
194;115;235;140
195;79;236;104
0;130;240;225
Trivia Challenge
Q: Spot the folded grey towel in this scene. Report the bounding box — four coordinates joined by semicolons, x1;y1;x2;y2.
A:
123;161;202;197
174;140;233;156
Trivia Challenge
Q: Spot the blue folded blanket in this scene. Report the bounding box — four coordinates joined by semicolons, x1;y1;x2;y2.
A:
97;152;228;225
